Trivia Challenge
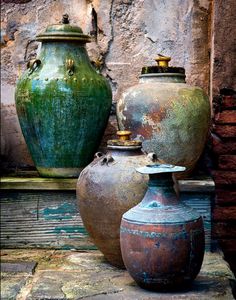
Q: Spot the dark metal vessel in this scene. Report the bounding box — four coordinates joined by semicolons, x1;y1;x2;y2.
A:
15;14;112;177
120;164;205;290
77;131;153;268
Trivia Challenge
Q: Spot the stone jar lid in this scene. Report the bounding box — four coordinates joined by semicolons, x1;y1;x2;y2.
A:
36;14;91;43
107;131;142;150
141;55;185;75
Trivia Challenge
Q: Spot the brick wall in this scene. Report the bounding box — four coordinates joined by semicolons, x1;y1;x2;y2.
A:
212;88;236;274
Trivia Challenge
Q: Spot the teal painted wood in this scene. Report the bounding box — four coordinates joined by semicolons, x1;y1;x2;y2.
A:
181;193;213;251
15;23;112;178
0;191;96;250
0;177;213;251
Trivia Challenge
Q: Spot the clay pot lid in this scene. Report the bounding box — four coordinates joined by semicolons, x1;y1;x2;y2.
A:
107;131;142;150
141;55;185;75
136;164;186;174
36;14;91;43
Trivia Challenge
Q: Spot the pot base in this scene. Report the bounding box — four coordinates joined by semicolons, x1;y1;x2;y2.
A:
37;167;83;178
137;279;192;292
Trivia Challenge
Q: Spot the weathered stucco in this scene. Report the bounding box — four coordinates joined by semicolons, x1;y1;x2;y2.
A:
211;0;236;98
0;0;214;167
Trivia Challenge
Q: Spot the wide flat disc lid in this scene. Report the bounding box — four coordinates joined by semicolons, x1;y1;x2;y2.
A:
36;14;91;43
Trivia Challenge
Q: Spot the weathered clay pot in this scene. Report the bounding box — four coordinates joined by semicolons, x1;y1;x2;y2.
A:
77;131;153;268
120;164;205;291
117;55;211;177
15;14;112;177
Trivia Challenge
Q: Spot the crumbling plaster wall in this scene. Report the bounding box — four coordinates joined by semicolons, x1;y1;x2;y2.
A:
211;0;236;98
1;0;212;167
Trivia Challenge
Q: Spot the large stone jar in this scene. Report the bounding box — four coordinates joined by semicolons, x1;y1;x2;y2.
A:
77;131;152;268
120;164;205;291
15;14;112;177
117;55;211;176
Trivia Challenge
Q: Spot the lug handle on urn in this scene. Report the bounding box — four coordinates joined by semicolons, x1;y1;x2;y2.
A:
27;59;41;75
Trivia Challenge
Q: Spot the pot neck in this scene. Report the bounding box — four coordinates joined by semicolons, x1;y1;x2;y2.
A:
139;73;186;83
141;173;179;206
108;147;143;157
39;41;91;66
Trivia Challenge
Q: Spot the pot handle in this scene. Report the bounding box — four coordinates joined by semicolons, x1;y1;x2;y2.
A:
147;152;158;162
100;154;114;165
27;59;41;74
94;152;104;158
65;59;74;76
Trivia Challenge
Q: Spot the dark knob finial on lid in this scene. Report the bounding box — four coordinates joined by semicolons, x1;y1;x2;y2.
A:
62;14;70;24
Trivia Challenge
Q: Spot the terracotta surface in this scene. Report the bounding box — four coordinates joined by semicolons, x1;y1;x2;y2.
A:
120;168;205;290
77;142;150;268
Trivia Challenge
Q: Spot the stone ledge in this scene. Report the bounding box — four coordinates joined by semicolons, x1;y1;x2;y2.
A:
0;175;215;192
0;249;235;300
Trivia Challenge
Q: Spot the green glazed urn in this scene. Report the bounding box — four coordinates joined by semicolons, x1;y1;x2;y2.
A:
116;55;211;177
15;14;112;177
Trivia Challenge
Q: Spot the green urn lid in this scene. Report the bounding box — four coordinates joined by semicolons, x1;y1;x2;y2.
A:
141;55;185;75
36;14;91;43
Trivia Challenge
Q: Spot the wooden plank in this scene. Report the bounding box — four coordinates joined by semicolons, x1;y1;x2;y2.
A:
0;183;213;251
212;125;236;138
213;170;236;186
213;206;236;221
214;111;236;124
218;155;236;170
0;190;95;250
181;193;212;251
215;189;236;204
0;177;77;190
1;176;215;192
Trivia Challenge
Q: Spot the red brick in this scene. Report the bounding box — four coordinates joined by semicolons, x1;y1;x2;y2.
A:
218;155;236;170
212;125;236;138
213;206;236;221
215;189;236;204
219;239;236;252
212;137;236;155
214;111;236;124
213;170;236;186
213;222;236;238
221;95;236;109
